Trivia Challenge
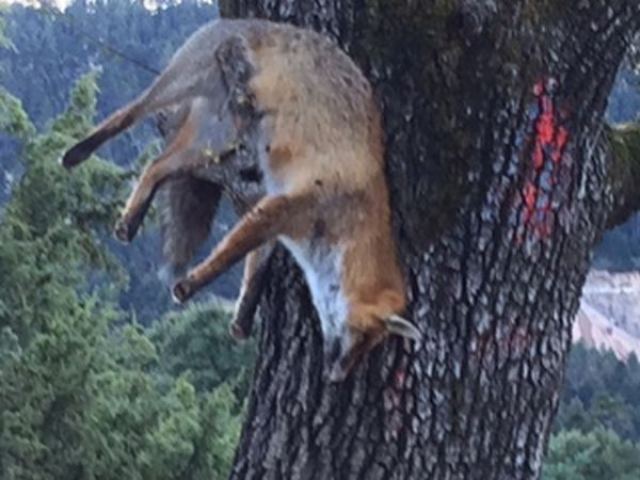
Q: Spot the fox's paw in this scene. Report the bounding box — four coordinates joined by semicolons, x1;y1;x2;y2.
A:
172;278;195;304
229;321;249;340
113;219;135;244
113;211;146;244
61;138;97;169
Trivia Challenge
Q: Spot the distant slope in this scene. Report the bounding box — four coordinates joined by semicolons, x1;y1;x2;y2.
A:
574;270;640;360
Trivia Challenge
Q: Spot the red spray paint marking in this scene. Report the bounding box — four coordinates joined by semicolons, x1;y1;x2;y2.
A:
517;78;570;243
382;366;408;440
394;368;406;389
474;325;536;361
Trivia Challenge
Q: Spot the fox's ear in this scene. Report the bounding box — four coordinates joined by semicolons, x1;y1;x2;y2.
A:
385;315;421;341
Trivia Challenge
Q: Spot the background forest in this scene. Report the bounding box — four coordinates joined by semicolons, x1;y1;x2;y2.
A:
0;1;639;478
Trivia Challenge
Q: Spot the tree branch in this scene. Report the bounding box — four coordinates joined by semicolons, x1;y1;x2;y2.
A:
606;122;640;229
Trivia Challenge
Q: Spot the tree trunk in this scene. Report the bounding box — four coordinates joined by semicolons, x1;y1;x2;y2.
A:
220;1;640;479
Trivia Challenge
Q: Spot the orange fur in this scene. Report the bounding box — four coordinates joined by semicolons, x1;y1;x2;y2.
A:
61;19;419;381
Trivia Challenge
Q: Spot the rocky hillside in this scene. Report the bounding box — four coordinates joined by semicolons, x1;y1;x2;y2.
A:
574;270;640;360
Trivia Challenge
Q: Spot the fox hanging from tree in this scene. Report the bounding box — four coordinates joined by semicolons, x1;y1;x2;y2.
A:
62;18;420;381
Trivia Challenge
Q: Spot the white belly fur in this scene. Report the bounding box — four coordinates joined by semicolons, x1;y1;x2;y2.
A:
279;236;348;339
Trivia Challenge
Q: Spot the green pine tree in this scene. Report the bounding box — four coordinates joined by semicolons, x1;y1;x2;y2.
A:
0;71;247;480
543;429;640;480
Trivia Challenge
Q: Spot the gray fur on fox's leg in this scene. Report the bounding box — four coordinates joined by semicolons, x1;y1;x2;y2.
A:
230;241;275;340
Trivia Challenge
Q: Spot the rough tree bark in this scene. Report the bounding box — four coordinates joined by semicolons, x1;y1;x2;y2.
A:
217;1;640;479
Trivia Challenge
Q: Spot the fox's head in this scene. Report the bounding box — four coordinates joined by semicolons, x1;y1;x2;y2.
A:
325;314;421;382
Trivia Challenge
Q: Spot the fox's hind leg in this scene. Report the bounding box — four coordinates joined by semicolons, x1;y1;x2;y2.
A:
114;97;240;243
62;102;145;169
113;110;199;243
61;45;228;170
115;90;244;243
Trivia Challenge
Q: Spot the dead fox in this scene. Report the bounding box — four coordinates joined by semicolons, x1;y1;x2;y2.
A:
61;18;420;381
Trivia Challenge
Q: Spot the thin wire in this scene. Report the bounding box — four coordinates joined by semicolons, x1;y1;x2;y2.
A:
38;3;161;76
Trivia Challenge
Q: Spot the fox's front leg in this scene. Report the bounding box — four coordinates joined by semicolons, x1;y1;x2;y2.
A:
172;192;311;303
230;241;275;340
